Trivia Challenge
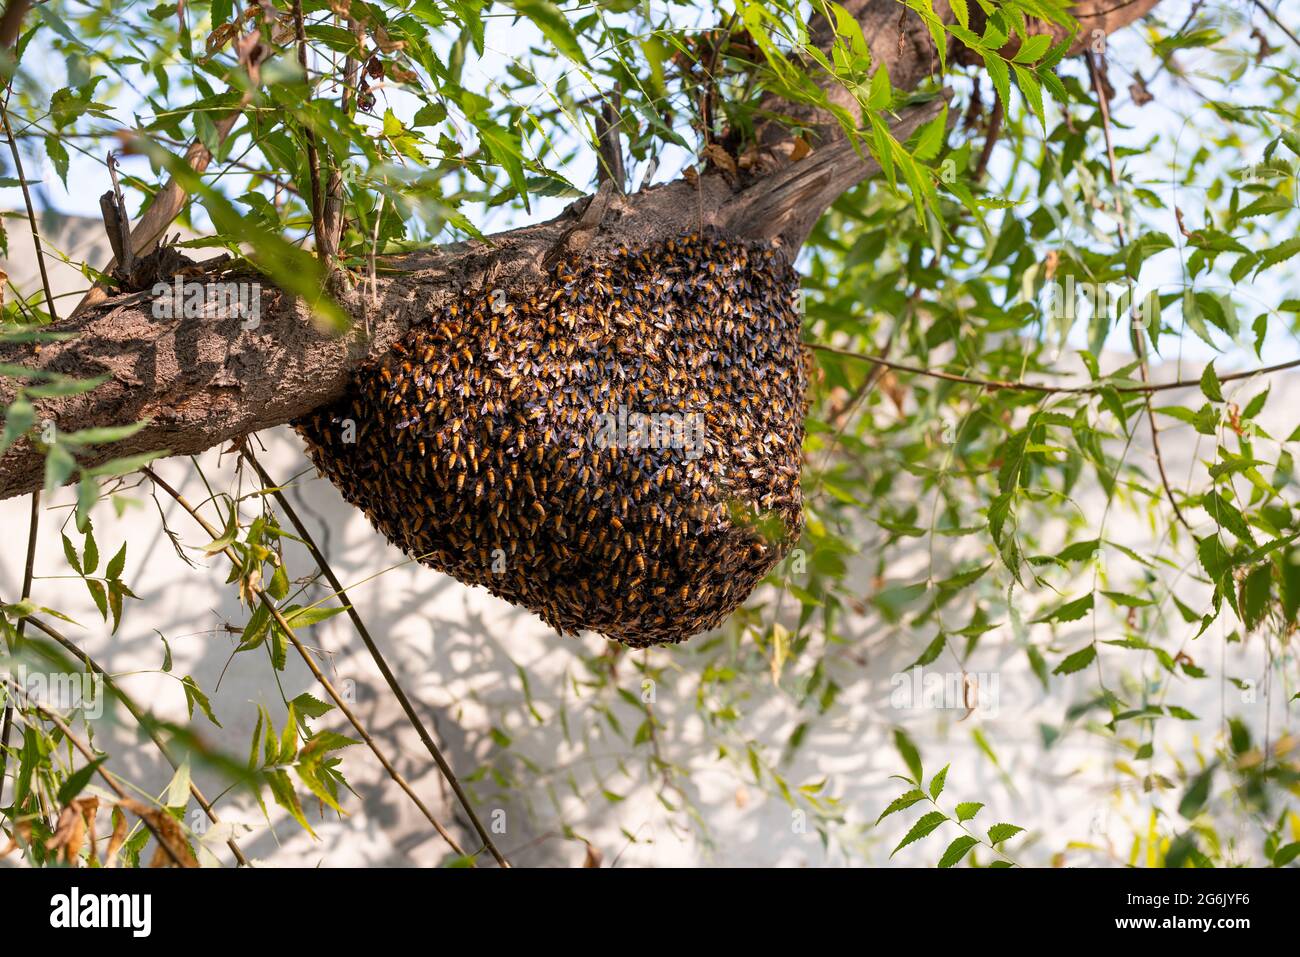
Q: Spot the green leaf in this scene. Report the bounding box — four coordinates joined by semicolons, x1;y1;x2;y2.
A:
58;421;148;446
85;578;108;620
1012;64;1045;129
891;810;948;857
981;52;1011;113
299;729;360;758
45;135;70;186
1178;764;1215;818
1273;842;1300;868
929;764;949;800
57;757;107;806
1240;563;1272;631
106;543;127;581
280;604;349;628
938;834;979;868
266;767;315;836
1032;594;1094;624
75;477;97;532
44;445;76;494
1053;644;1097;675
507;0;587;65
877;788;927;824
290;692;333;720
86;450;169;478
266;563;290;601
164;760;191;809
867;61;891;111
907;633;946;669
1255;236;1300;273
182;675;221;727
1012;34;1052;63
893;728;924;784
82;529;99;576
1102;590;1152;608
1200;362;1223;402
955;801;984;822
987;822;1024;845
0;396;35;455
61;533;83;575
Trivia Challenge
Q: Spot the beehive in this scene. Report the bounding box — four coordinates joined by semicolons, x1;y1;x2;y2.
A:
295;231;807;646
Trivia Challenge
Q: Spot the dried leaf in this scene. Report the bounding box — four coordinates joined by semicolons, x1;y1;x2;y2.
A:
104;805;130;868
701;143;737;176
118;797;199;868
47;796;99;866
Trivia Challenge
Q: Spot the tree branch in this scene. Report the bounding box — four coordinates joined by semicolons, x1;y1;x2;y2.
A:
0;0;1165;501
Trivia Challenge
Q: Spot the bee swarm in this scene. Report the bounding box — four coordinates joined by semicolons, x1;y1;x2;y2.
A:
295;231;807;646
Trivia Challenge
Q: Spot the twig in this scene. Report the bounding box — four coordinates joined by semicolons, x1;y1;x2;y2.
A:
369;194;383;308
807;342;1300;394
292;0;330;267
0;97;58;322
1251;0;1300;52
1088;51;1191;530
973;98;1003;182
141;466;473;862
594;86;625;191
106;152;136;275
0;0;31;49
22;612;251;866
242;448;510;867
0;490;37;812
698;12;739;147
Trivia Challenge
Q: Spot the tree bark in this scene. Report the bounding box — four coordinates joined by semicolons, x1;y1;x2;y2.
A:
0;0;1163;501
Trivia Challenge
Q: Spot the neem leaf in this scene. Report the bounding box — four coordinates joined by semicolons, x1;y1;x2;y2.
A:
891;811;948;857
1032;594;1094;624
1200;362;1223;402
929;764;949;800
876;789;927;824
893;728;924;784
987;822;1024;845
1053;644;1097;675
938;835;979;868
1178;764;1215;819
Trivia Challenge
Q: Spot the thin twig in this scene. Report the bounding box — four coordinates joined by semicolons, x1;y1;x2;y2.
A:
0;490;37;812
242;448;510;867
0;97;58;322
22;613;251;866
807;342;1300;394
1088;51;1191;530
974;98;1003;182
292;0;330;266
141;466;473;862
1251;0;1300;52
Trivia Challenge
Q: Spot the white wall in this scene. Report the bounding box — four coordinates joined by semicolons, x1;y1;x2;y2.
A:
3;215;1295;867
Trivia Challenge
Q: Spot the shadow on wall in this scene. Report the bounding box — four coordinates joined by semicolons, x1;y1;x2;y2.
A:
2;214;1291;867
